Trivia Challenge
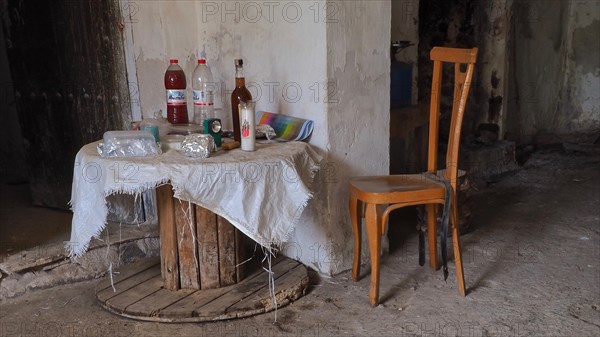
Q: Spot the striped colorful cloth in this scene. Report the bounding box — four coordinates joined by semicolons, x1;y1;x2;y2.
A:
256;111;314;141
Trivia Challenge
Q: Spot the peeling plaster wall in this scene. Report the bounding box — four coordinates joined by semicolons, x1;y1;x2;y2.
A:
507;1;600;142
122;0;327;147
559;2;600;136
418;0;600;143
472;0;512;135
120;1;389;275
320;0;390;274
418;0;513;137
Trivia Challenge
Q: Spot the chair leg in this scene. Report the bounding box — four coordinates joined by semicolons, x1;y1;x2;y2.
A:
426;204;438;270
451;198;466;296
365;203;381;306
350;196;363;281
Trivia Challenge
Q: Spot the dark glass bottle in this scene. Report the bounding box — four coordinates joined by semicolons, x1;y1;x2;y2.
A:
230;59;252;142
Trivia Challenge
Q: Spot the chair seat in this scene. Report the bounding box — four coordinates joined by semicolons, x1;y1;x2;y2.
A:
349;174;445;204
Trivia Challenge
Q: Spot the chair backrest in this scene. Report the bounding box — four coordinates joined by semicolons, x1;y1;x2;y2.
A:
427;47;478;191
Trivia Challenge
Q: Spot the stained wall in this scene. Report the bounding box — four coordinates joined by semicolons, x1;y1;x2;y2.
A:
507;1;600;143
120;0;390;274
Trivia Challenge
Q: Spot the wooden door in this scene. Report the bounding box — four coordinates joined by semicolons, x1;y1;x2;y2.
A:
5;0;131;209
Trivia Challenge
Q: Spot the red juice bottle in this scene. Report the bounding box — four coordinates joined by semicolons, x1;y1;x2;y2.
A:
164;59;189;124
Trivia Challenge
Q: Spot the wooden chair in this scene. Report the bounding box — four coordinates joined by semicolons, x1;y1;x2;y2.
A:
349;47;478;306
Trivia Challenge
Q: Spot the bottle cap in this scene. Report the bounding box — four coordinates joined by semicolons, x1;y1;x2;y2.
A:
198;59;207;64
169;59;178;63
234;59;243;67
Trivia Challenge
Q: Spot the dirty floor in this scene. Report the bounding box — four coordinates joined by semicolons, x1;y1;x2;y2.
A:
0;183;72;262
0;148;598;337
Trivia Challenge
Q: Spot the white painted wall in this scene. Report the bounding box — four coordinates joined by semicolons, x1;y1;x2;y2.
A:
120;0;390;275
320;0;391;273
122;0;327;146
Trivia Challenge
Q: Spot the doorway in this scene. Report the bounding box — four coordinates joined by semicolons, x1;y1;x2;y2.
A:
1;0;131;258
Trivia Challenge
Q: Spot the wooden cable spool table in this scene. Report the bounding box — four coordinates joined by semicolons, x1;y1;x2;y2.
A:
96;187;309;323
156;184;247;291
67;141;321;322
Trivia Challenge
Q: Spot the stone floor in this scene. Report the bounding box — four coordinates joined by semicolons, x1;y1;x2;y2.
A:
0;147;598;337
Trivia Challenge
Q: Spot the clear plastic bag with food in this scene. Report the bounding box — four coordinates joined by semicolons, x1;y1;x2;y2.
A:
97;131;162;157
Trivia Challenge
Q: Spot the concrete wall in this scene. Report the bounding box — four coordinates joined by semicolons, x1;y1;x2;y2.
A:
507;1;600;143
120;0;390;275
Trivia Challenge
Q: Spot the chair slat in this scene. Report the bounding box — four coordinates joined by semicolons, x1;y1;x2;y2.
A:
430;47;478;64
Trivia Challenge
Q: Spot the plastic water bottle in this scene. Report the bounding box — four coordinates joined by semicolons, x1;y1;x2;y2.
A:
192;59;214;127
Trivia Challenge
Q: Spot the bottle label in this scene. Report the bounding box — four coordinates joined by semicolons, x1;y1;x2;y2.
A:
193;90;214;106
166;89;186;105
240;108;254;139
240;106;255;151
241;118;250;138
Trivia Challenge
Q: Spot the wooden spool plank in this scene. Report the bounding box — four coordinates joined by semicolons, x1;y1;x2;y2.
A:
230;263;307;318
228;260;301;310
158;286;232;319
195;258;298;319
161;257;279;319
196;205;220;289
258;263;308;312
235;229;246;282
105;275;163;312
156;184;180;290
217;216;237;286
174;200;200;289
96;257;160;293
97;265;161;302
124;288;196;317
196;278;267;320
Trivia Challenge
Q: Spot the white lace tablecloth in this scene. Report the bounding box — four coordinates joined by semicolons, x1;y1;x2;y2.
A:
67;141;322;257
